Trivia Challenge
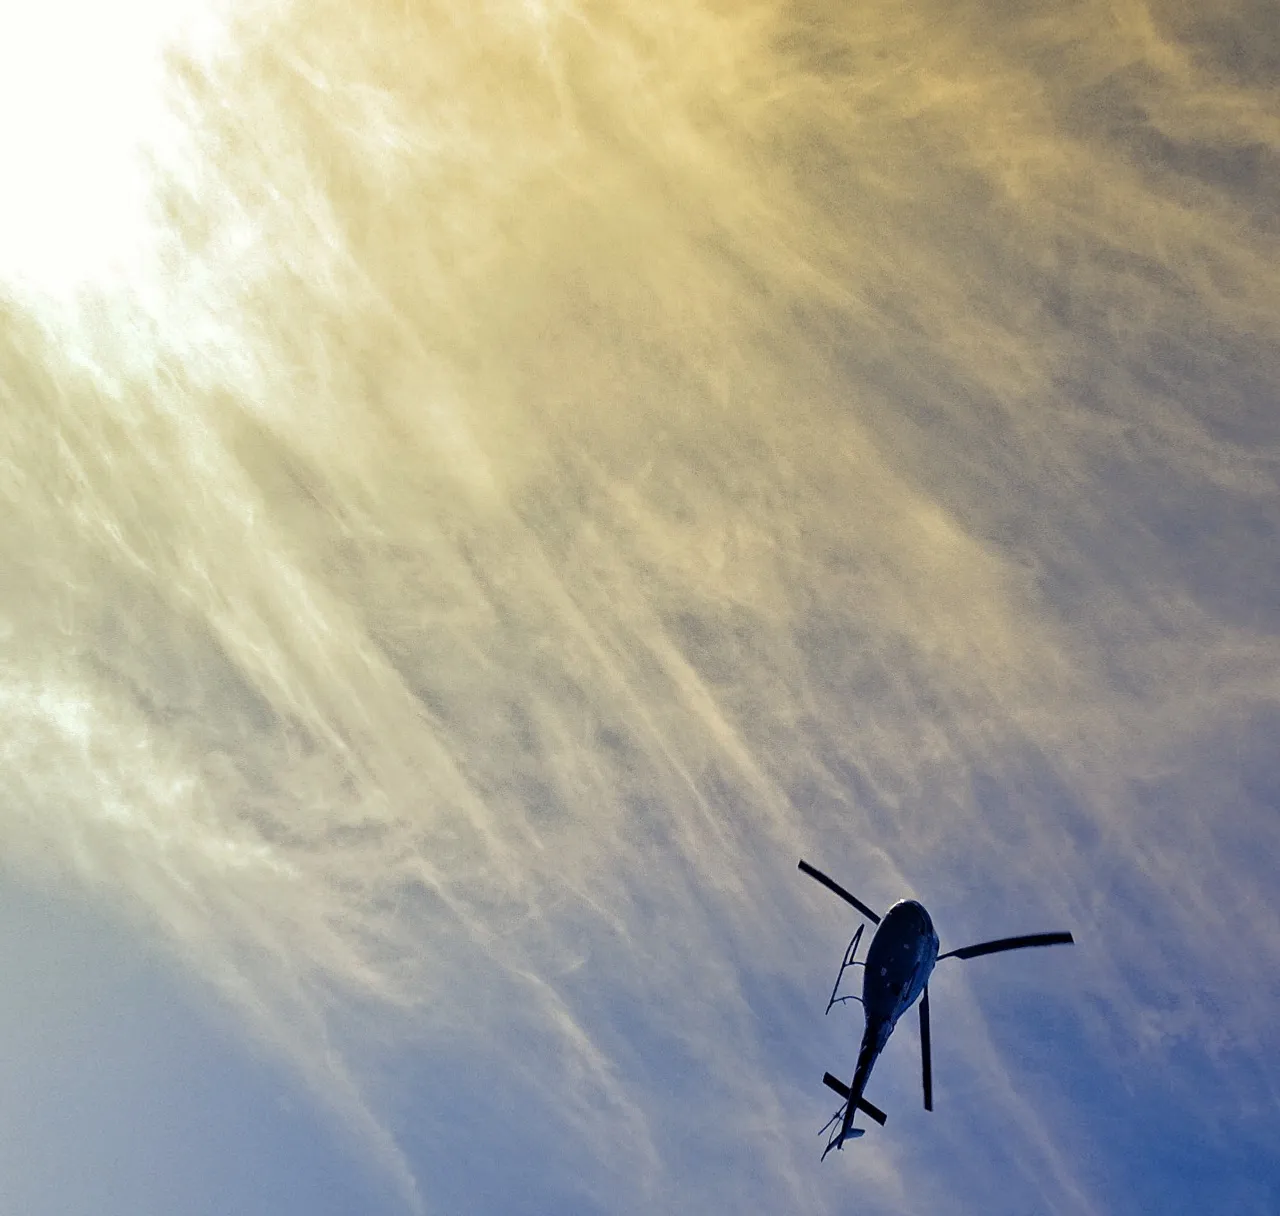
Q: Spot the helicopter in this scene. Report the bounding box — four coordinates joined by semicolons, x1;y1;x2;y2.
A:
798;859;1075;1158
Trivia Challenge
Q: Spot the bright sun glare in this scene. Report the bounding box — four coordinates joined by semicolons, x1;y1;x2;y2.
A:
0;0;230;309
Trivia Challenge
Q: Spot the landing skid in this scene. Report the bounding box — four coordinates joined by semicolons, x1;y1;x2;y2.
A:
825;923;865;1014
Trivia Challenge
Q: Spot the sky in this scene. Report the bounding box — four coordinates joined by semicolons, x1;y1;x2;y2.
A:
0;0;1277;1213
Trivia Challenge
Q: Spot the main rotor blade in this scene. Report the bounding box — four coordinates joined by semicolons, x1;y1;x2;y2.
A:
797;860;881;924
938;931;1074;960
919;986;932;1112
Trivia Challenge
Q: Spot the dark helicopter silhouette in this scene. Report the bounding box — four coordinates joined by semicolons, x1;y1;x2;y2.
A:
798;859;1075;1157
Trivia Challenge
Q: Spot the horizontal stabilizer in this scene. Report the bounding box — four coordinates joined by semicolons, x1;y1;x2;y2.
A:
822;1072;887;1126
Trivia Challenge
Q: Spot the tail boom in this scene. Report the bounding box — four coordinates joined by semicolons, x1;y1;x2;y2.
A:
824;1020;888;1155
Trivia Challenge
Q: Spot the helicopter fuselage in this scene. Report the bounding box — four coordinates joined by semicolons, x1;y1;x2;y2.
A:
838;900;939;1143
863;898;939;1025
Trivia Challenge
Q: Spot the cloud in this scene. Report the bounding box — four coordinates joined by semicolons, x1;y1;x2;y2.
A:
2;0;1278;1211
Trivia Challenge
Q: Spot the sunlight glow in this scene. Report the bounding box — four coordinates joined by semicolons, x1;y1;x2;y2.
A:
0;0;230;306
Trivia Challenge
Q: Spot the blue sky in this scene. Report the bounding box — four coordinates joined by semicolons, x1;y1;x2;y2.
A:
0;876;401;1216
0;0;1278;1213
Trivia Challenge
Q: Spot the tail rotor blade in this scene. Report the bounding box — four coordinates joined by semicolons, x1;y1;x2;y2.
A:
938;931;1074;961
798;860;881;924
919;987;932;1112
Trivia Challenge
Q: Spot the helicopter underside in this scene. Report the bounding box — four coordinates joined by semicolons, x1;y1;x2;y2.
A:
798;857;1075;1157
862;899;939;1025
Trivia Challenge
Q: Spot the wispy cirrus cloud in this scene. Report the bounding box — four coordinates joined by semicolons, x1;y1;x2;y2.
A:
1;0;1277;1211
